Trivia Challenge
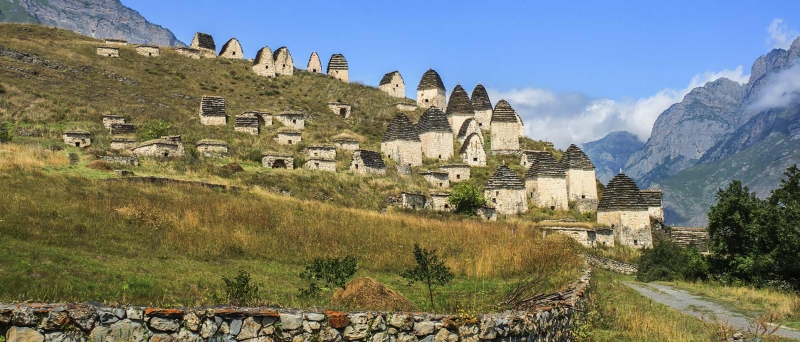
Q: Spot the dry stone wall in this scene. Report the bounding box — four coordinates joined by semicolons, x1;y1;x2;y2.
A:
417;88;446;109
305;158;336;172
597;210;653;249
586;255;638;274
135;45;160;57
101;156;139;166
490;122;519;152
565;169;597;201
527;177;569;211
97;46;119;58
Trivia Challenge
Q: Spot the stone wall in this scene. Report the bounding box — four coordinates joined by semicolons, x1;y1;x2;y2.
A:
419;132;453;160
565;169;597;201
485;188;527;215
262;154;294;169
647;206;664;222
275;132;302;145
490;122;519;152
305;159;336;172
527;177;569;210
63;133;91;147
586;254;638;275
307;52;322;73
327;103;352;119
421;172;449;189
396;103;417;112
276;115;305;130
416;88;446;109
542;227;614;248
102;115;125;129
97;46;119;58
273;48;294;76
448;114;474;138
574;198;598;214
669;227;708;251
473;109;492;130
334;139;359;151
132;142;184;158
175;47;201;59
219;39;243;59
380;74;405;98
598;210;653;249
476;207;497;221
381;140;422;167
200;116;226;126
427;193;451;211
196;143;228;158
307;146;336;160
110;124;136;135
101;156;139;166
438;165;470;182
401;192;426;210
460;134;486;167
329;69;348;83
110;138;137;151
135;46;160;57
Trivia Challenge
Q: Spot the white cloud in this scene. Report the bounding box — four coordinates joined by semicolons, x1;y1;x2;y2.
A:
488;66;749;149
747;61;800;111
767;19;799;50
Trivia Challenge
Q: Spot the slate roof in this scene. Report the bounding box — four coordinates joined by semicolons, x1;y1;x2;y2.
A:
485;165;525;190
380;71;403;86
491;100;519;123
640;190;663;207
446;84;474;114
354;150;385;168
597;173;647;210
471;83;493;111
220;38;241;54
193;32;215;50
417;69;445;91
235;116;259;128
522;150;550;164
254;47;273;65
561;144;595;170
327;54;348;70
382;113;420;142
459;133;484;154
525;152;565;178
415;107;452;134
135;138;178;148
200;96;226;117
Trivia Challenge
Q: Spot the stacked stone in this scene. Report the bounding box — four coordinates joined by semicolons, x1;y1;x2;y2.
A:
561;144;595;170
110;137;137;150
415;107;453;160
333;135;360;150
381;113;422;166
195;140;228;157
219;38;244;59
191;32;216;58
526;152;569;210
351;149;385;175
199;96;226;125
521;150;550;168
307;52;322;73
417;69;445;91
490;100;521;152
102;115;125;129
640;190;662;208
379;71;405;98
234;115;260;135
135;45;160;57
597;173;652;248
175;47;201;59
262;153;294;169
416;69;446;109
669;227;709;251
272;47;294;76
101;155;139;166
252;47;276;77
63;130;92;147
526;153;565;178
485;165;527;215
445;84;475;133
110;123;136;135
438;164;471;182
327;54;348;82
96;46;119;58
420;171;450;189
471;84;493;129
456;118;482;143
132;137;184;158
598;174;646;211
586;255;638;275
459;133;486;166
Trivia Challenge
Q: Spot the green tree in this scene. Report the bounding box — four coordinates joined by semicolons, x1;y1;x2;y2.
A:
138;119;172;141
448;183;487;214
299;256;357;297
707;180;764;275
401;243;454;310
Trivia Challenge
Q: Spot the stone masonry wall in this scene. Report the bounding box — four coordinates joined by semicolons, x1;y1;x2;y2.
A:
474;109;492;130
416;88;446;109
527;177;569;211
381;141;422;167
97;47;119;58
565;169;597;201
598;210;652;249
135;46;160;57
485;188;528;215
586;255;638;275
490;122;519;152
419;132;454;160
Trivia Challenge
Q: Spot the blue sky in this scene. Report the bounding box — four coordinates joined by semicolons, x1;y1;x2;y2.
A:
123;0;800;147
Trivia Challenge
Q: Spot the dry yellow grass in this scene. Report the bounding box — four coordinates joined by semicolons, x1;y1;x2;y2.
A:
0;143;68;171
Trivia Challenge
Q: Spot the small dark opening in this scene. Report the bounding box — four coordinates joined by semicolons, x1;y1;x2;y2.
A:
473;158;478;162
444;204;450;209
314;163;319;167
425;99;429;103
550;206;556;210
457;174;461;179
148;52;152;56
355;164;359;169
292;119;297;124
438;155;442;159
340;108;347;117
492;198;497;203
495;191;499;196
288;140;293;145
75;142;80;147
162;151;169;157
108;54;112;57
582;195;586;199
283;64;286;67
273;160;287;169
634;240;639;246
232;52;236;56
312;69;317;72
439;183;443;187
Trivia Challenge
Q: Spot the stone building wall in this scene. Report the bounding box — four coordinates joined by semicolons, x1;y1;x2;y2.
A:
307;146;336;160
416;88;446;109
63;132;92;147
110;124;136;135
219;38;244;59
327;103;351;119
175;47;201;59
102;115;125;129
542;227;614;248
427;193;451;211
190;33;217;59
110;138;137;150
474;109;493;130
253;47;276;77
305;159;336;172
101;156;139;166
476;207;497;221
419;132;453;160
307;52;322;73
276;115;305;130
273;47;294;76
333;139;359;151
350;151;385;175
460;134;486;167
421;172;449;189
196;142;228;158
262;154;294;169
104;39;127;45
457;120;481;143
597;210;653;249
396;103;417;112
490;122;520;152
132;142;184;158
647;206;664;222
438;165;470;182
200;96;227;126
669;227;708;251
135;45;160;57
200;116;226;126
381;140;422;167
484;188;527;215
96;47;119;58
449;114;474;139
565;169;598;201
401;192;426;210
329;69;348;83
527;177;569;210
275;132;302;145
379;73;405;98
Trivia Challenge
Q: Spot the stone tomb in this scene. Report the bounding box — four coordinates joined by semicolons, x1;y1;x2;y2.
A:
521;150;550;168
417;68;446;109
597;173;653;249
350;149;385;175
542;226;614;248
110;123;136;135
175;47;201;59
135;45;160;57
640;189;664;222
63;130;92;147
428;192;452;211
219;38;244;59
234;111;272;135
459;133;487;166
438;164;471;182
446;84;475;134
102;114;125;129
262;153;294;169
327;54;348;82
491;100;521;152
132;136;185;158
416;107;453;160
485;165;528;215
253;47;276;77
191;32;217;58
327;102;352;118
420;171;450;189
104;39;127;45
305;158;336;172
275;113;305;130
561;144;599;202
379;71;405;98
525;152;569;211
273;46;294;76
457;118;482;144
110;137;137;150
195;139;228;157
396;103;417;112
401;192;426;210
381;113;422;167
477;206;498;221
471;83;493;129
199;96;227;126
306;145;336;160
307;52;322;73
274;129;302;145
96;46;119;58
102;155;139;166
333;136;360;150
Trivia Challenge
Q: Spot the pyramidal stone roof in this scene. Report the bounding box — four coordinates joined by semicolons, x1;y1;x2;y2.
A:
561;144;595;170
417;69;445;91
526;152;565;178
598;173;647;211
382;113;421;142
471;84;493;111
254;47;273;64
200;96;226;117
354;150;385;168
446;84;474;114
640;190;663;207
416;107;452;133
485;165;525;190
193;32;215;50
273;46;291;60
380;71;402;86
328;54;348;70
491;100;519;123
220;38;241;54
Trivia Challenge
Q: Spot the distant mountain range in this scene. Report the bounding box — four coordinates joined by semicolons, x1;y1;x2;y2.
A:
0;0;184;47
582;131;643;184
585;37;800;226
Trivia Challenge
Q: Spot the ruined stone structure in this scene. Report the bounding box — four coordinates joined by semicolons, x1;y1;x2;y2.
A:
327;54;348;83
427;192;452;211
395;103;417;112
471;84;493;129
235;111;272;135
350;150;385;175
456;118;482;143
63;130;91;147
420;171;449;189
110;137;137;150
275;113;305;130
307;52;322;73
477;206;498;221
102;115;125;129
526;152;569;210
273;47;294;76
460;133;486;166
135;45;160;57
96;46;119;58
110;124;136;135
333;136;360;151
490;100;521;153
101;155;139;166
195;140;228;157
327;102;351;118
262;153;294;169
586;254;638;274
252;47;276;77
381;113;422;167
274;129;302;145
379;71;405;98
104;39;127;45
401;192;426;210
669;227;708;251
199;96;227;126
484;165;527;215
219;38;243;59
597;173;653;249
132;136;184;158
438;164;470;182
640;190;664;222
542;226;615;248
305;158;336;172
561;145;599;204
446;84;475;134
306;145;336;160
416;69;446;109
175;47;201;59
415;107;453;160
190;32;217;58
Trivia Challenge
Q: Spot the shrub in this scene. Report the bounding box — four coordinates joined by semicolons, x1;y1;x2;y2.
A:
299;256;357;297
448;183;487;215
219;270;260;306
0;123;11;143
637;234;708;282
138;119;172;141
401;243;454;310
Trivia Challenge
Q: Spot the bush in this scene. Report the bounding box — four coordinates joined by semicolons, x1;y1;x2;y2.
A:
299;256;357;297
637;235;708;283
138;119;172;141
219;270;260;306
448;183;487;215
0;123;11;143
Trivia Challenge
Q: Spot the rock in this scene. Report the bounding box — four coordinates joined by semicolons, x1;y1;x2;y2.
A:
127;307;144;321
98;310;119;324
200;319;220;339
413;322;434;336
68;307;97;331
150;317;181;332
279;314;302;331
477;317;496;340
150;334;177;342
303;313;325;322
302;321;320;334
342;323;368;340
370;332;392;342
418;336;434;342
6;327;45;342
219;322;231;335
229;319;243;336
292;335;303;342
44;331;85;342
260;316;278;327
177;328;204;342
349;314;369;325
40;310;70;330
458;324;478;337
113;308;126;319
433;329;457;342
319;328;341;342
259;325;275;336
184;313;201;332
89;326;109;342
325;312;349;329
106;320;150;342
370;315;386;332
396;332;417;342
387;328;397;335
388;314;413;330
236;317;261;340
12;307;38;326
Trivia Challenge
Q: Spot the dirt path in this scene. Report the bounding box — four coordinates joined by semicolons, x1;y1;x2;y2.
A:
624;282;800;340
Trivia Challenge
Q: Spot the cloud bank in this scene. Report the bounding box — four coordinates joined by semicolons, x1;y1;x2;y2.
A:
767;19;799;50
748;61;800;112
